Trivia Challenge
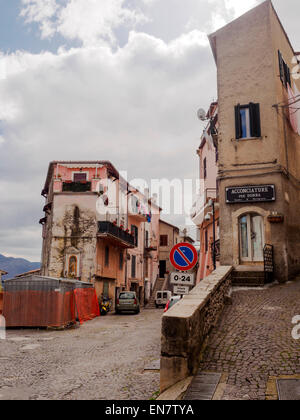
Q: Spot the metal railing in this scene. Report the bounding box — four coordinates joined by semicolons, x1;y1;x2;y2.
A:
62;181;92;192
264;244;274;284
98;221;135;247
191;188;218;219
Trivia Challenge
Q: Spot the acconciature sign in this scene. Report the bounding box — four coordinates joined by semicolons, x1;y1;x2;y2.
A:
226;185;276;204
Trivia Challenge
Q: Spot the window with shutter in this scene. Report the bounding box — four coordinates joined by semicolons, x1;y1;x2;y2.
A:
105;246;109;267
119;251;123;271
131;255;136;278
160;235;168;247
131;225;138;247
278;50;291;88
235;104;242;139
203;158;207;179
234;103;261;139
249;103;261;138
73;173;87;182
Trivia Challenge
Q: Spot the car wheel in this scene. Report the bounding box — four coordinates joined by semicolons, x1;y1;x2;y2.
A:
136;308;140;314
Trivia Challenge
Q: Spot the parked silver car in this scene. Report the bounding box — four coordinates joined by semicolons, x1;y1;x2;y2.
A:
116;292;140;314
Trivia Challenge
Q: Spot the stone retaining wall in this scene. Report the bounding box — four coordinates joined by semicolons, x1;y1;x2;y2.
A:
160;266;233;392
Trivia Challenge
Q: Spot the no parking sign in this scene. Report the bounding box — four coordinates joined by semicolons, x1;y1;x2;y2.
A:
170;243;198;272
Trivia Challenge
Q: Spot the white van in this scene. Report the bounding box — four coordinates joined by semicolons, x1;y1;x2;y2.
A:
155;291;172;308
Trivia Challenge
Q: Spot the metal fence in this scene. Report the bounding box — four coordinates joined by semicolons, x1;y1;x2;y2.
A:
3;276;99;328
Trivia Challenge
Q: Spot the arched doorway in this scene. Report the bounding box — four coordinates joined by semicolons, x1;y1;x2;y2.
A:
239;213;264;262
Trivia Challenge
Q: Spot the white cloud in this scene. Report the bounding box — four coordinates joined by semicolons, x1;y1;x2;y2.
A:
20;0;59;38
20;0;147;46
224;0;260;18
4;0;299;261
0;29;215;259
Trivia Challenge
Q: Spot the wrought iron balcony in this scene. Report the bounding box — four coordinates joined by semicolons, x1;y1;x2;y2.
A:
145;238;158;251
191;188;218;226
98;221;135;248
62;181;92;193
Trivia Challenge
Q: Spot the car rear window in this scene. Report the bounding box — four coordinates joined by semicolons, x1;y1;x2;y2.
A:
163;292;168;299
157;292;162;299
119;292;135;299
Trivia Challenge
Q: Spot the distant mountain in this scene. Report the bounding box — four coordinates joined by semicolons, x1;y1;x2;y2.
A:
0;253;40;280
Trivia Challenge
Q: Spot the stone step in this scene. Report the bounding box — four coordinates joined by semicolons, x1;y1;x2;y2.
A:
232;277;265;287
232;271;265;278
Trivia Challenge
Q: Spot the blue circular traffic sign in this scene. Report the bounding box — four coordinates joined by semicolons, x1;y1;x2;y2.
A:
170;243;198;272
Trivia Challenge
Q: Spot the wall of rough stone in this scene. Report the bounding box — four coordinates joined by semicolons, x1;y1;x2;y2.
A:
160;266;233;392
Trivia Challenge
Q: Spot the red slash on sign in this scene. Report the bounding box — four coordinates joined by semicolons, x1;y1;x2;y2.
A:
170;243;198;272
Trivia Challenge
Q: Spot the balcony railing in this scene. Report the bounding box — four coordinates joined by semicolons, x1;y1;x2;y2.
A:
62;181;92;193
145;238;158;251
98;221;135;248
191;188;218;226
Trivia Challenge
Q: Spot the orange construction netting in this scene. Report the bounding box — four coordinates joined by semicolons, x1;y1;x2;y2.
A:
74;288;100;324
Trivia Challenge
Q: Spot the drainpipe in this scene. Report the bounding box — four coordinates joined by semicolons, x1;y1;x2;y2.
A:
212;200;216;271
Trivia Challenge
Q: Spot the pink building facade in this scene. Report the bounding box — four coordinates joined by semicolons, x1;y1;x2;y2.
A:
40;161;160;307
191;103;220;282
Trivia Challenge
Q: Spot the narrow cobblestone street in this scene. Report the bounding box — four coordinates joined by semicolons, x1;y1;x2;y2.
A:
199;278;300;400
0;309;162;400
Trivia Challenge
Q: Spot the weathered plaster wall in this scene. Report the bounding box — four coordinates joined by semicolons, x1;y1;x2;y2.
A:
47;194;98;282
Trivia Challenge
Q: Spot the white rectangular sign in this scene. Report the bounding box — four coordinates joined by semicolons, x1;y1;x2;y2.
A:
170;272;195;287
174;285;190;295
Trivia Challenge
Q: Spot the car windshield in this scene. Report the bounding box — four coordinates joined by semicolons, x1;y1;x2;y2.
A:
119;292;135;299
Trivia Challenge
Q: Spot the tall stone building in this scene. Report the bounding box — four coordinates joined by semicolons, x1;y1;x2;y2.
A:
208;0;300;282
40;161;160;306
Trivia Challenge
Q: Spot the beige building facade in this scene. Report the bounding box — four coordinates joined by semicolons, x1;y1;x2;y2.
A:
209;1;300;282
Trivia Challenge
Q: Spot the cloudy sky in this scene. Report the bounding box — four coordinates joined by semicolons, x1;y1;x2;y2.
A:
0;0;299;261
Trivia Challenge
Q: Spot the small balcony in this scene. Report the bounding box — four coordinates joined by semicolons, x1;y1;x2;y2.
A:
191;188;218;227
62;181;92;193
98;221;135;248
145;238;158;252
128;195;148;221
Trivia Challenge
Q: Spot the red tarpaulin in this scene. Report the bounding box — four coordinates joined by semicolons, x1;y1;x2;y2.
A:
74;288;100;324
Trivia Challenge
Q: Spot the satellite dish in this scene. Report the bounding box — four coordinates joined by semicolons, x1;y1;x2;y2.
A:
197;108;207;121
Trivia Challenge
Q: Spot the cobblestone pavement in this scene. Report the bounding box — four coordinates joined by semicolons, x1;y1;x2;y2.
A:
199;278;300;400
0;309;162;400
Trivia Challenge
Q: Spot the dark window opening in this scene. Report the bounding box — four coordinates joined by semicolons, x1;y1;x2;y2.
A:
160;235;168;247
131;225;138;247
119;251;124;271
73;172;87;182
205;230;208;253
235;103;261;139
105;246;109;267
203;157;207;179
131;255;136;278
278;50;291;88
